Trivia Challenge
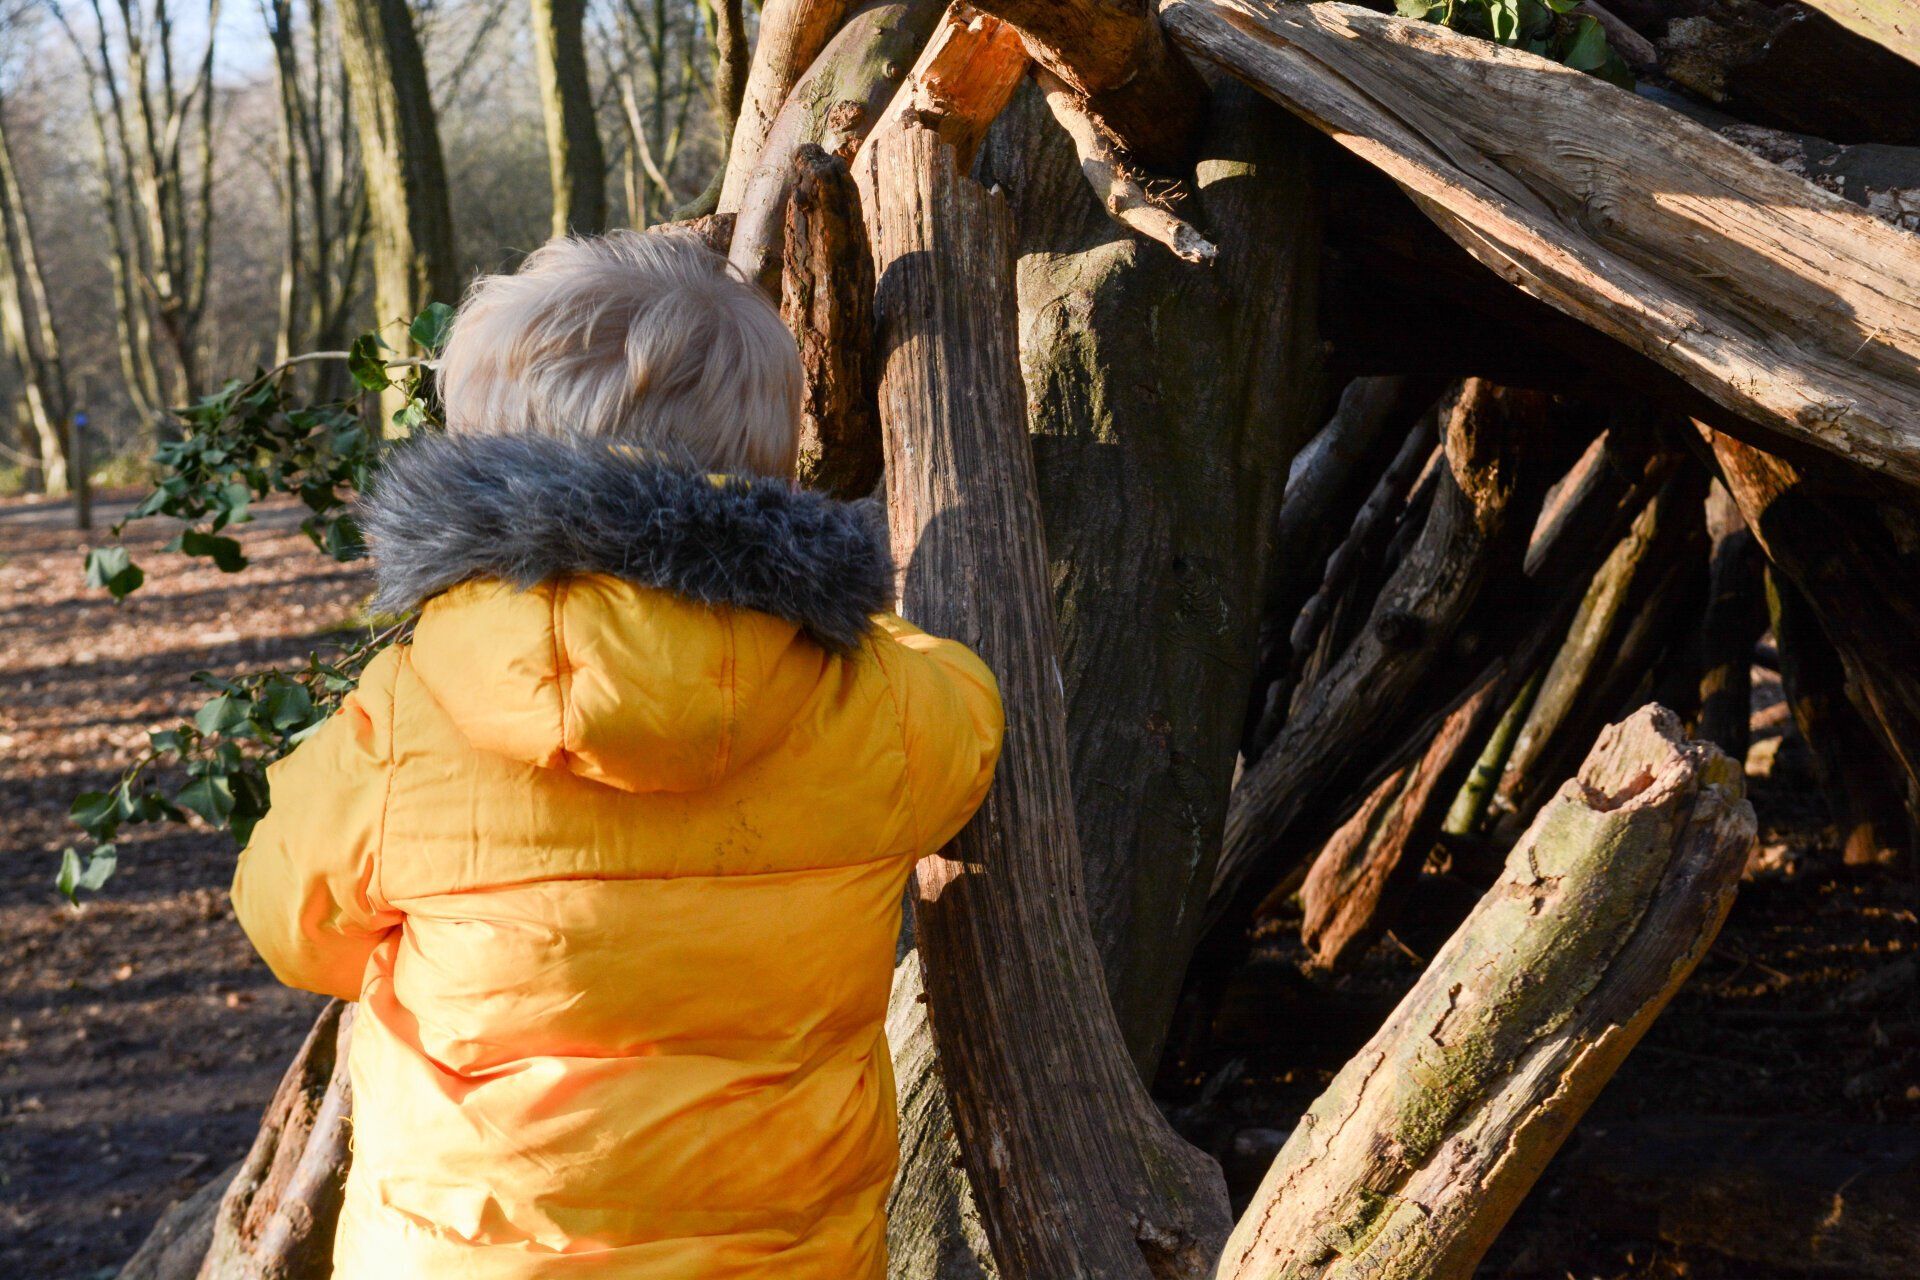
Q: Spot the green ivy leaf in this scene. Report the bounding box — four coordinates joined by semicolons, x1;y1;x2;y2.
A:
194;693;248;737
348;333;392;392
1562;15;1611;70
84;546;145;600
178;529;249;573
70;791;119;834
261;680;316;732
56;844;118;901
408;302;456;356
175;773;236;825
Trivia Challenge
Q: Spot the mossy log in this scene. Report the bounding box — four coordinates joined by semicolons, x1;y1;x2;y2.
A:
1219;706;1756;1280
866;121;1230;1277
1163;0;1920;491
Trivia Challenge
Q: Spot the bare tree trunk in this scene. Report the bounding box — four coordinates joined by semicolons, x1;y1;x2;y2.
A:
719;0;856;212
868;120;1229;1279
336;0;458;386
531;0;609;236
0;89;70;490
1221;706;1755;1280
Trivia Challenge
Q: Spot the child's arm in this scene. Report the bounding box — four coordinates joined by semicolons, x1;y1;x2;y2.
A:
230;647;404;1001
873;613;1006;856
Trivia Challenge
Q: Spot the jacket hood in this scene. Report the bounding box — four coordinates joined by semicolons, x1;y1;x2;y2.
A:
359;431;893;654
358;432;895;793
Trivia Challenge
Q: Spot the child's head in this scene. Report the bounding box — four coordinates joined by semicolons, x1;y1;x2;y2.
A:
437;231;801;477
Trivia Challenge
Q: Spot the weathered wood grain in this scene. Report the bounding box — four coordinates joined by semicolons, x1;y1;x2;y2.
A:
866;121;1230;1278
718;0;856;213
1222;706;1756;1280
1162;0;1920;490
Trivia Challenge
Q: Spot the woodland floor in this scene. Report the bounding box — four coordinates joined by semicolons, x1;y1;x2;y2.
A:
2;490;1916;1279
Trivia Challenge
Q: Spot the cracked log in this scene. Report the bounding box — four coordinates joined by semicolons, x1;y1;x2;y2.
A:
866;121;1230;1277
780;145;882;499
853;3;1031;189
1162;0;1920;491
1220;706;1756;1280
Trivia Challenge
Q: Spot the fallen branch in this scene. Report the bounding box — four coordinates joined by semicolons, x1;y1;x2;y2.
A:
1222;706;1755;1279
1163;0;1920;490
1037;69;1216;263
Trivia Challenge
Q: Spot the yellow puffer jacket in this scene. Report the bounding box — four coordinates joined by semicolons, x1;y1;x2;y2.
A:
231;434;1003;1279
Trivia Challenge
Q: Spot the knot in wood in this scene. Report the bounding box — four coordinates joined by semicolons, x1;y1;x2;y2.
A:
1375;608;1427;651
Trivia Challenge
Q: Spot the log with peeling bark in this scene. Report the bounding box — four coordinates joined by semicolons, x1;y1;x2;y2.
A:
970;0;1205;168
719;0;857;212
1162;0;1920;492
1692;480;1768;759
728;0;945;289
1217;380;1556;912
1706;428;1920;849
866;121;1229;1277
779;145;882;499
852;3;1031;191
1298;681;1501;971
1220;706;1756;1280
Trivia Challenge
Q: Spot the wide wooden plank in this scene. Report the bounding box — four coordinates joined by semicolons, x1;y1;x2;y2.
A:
1161;0;1920;489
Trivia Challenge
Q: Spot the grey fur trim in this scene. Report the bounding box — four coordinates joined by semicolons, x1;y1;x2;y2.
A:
359;433;894;654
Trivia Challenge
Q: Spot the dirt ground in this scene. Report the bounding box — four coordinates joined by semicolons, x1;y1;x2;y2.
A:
2;488;1916;1279
1;493;367;1279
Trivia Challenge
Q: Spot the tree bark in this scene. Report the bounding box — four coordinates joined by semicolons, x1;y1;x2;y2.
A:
336;0;458;376
970;0;1205;168
867;120;1230;1279
198;1002;354;1279
0;94;70;493
780;145;881;499
975;79;1325;1072
1220;706;1756;1280
530;0;609;235
1707;429;1920;851
852;4;1032;192
727;0;946;290
719;0;857;213
1163;0;1920;492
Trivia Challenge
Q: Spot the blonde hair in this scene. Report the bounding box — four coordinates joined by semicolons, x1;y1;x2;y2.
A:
436;230;802;477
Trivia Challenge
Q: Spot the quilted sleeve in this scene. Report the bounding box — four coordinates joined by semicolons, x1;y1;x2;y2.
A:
873;613;1005;857
230;646;405;1001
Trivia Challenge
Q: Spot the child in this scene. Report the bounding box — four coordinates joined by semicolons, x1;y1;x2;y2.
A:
231;231;1004;1279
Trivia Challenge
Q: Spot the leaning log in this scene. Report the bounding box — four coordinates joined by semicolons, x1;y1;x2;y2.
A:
1220;706;1756;1280
852;3;1031;186
780;145;882;499
866;121;1229;1277
719;0;857;212
1162;0;1920;491
1706;428;1920;846
1691;480;1768;760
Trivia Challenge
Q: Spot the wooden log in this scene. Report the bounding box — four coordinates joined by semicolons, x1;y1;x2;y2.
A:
970;0;1205;168
779;145;882;499
1298;681;1501;971
1798;0;1920;68
975;81;1326;1071
1706;428;1920;851
1691;479;1768;759
719;0;857;213
866;121;1229;1278
1491;468;1710;832
1647;0;1920;144
198;1003;354;1279
116;1164;236;1280
852;3;1032;191
1217;380;1555;911
1765;567;1915;865
727;0;946;290
1219;706;1756;1280
1161;0;1920;492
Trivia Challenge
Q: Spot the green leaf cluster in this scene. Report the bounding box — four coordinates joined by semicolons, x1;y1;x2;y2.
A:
1395;0;1633;85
